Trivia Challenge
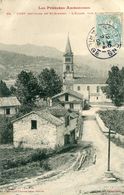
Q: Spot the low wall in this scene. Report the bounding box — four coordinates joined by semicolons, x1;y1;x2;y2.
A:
115;133;124;143
96;113;124;144
95;114;109;133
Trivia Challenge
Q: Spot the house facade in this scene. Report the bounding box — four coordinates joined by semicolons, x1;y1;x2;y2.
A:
48;104;81;144
52;90;84;111
0;97;21;116
12;107;82;149
13;110;65;149
63;36;111;103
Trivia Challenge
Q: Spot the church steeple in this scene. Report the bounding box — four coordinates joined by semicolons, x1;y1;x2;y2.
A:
63;34;74;82
65;34;73;55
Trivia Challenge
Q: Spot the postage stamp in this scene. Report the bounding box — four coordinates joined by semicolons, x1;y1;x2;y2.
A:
86;13;122;59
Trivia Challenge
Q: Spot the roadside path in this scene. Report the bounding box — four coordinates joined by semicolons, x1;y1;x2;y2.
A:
6;108;124;194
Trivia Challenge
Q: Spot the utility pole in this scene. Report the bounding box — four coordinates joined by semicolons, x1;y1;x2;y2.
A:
107;127;111;171
104;128;117;181
107;128;116;172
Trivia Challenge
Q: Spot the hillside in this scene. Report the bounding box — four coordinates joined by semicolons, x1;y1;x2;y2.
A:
0;50;62;80
0;43;62;59
0;50;101;80
0;42;123;80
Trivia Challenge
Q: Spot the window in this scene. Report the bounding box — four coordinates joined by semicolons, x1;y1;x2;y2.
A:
87;86;90;91
97;86;100;93
6;108;10;115
66;65;70;71
77;86;80;91
70;103;74;109
31;120;37;129
96;97;99;100
15;107;18;113
65;93;69;101
65;116;70;127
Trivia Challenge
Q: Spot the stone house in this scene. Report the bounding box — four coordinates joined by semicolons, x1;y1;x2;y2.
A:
12;106;82;149
52;89;84;111
0;96;21;116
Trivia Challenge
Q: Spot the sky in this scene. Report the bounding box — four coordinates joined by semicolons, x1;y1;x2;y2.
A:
0;0;124;70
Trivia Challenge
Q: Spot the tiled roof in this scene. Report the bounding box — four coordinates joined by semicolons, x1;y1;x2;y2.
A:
0;96;21;107
69;112;78;119
37;110;64;126
12;110;64;126
64;77;107;84
66;100;83;104
52;89;83;100
47;104;69;117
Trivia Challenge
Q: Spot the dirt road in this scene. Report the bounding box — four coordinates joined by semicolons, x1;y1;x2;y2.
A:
7;109;124;194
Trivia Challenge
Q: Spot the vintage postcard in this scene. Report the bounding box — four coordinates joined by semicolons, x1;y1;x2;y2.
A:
0;0;124;195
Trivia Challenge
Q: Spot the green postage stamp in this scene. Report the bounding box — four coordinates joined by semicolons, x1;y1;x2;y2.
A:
87;13;122;59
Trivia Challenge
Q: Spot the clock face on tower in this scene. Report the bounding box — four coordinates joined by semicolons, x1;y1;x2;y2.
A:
65;57;71;62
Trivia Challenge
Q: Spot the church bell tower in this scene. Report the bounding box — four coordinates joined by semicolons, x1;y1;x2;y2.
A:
63;35;74;81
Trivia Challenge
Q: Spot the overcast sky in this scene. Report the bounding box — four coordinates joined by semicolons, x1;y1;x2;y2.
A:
0;0;124;70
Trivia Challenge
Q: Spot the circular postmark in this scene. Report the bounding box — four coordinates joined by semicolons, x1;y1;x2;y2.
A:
86;24;121;59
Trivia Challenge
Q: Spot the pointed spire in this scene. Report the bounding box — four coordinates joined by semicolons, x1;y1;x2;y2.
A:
65;33;73;54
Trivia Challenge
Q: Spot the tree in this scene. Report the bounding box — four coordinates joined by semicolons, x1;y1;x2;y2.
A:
10;85;16;95
38;68;62;98
0;80;11;97
15;70;39;105
0;116;13;144
104;66;124;106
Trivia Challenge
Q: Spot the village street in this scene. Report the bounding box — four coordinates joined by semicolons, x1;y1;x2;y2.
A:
11;107;124;195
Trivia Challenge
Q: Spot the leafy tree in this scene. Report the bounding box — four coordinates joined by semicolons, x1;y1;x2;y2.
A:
10;85;16;95
0;80;11;97
16;103;33;118
38;68;62;98
103;66;124;106
0;116;13;144
15;70;39;105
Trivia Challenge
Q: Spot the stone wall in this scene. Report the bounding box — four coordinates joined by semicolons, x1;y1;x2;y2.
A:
96;114;109;133
13;113;59;149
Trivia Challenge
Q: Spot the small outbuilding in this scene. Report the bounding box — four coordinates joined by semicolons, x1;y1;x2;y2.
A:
0;96;21;116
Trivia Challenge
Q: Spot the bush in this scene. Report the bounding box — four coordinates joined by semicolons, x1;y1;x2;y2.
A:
2;148;48;170
111;137;124;148
30;148;47;161
0;116;13;144
40;160;51;171
83;100;90;110
98;110;124;135
2;155;31;169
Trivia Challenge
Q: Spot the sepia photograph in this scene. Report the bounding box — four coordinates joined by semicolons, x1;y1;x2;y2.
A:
0;0;124;194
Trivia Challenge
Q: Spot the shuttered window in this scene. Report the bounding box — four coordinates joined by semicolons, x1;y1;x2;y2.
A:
31;120;37;129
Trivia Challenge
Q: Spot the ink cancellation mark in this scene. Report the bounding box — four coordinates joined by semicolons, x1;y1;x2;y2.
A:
86;13;122;59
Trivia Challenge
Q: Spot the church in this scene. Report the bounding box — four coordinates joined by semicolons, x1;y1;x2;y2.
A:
62;36;111;103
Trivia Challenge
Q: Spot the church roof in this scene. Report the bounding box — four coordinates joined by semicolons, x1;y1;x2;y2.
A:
64;35;73;55
64;77;107;84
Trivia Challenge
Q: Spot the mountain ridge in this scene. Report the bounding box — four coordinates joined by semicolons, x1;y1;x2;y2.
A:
0;43;109;81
